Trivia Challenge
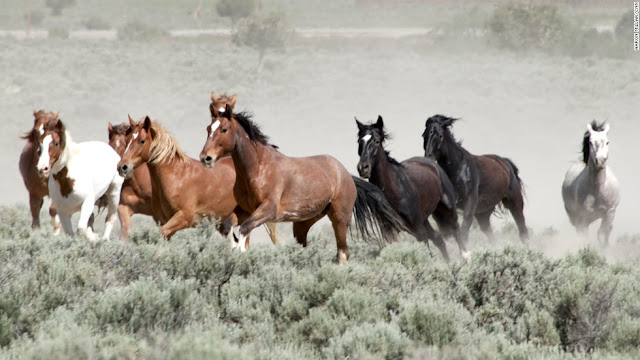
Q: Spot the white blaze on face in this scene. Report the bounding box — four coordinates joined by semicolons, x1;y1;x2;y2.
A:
38;124;44;136
361;134;372;145
218;107;225;113
125;132;139;154
115;139;120;148
209;120;220;138
37;134;52;172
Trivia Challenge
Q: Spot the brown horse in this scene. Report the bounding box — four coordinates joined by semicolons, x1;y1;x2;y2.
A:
108;122;153;241
19;110;60;233
117;116;278;243
200;104;407;265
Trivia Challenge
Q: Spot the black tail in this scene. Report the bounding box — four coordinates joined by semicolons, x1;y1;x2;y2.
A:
504;158;525;197
352;176;407;246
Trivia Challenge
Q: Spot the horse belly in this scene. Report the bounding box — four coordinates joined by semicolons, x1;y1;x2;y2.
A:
48;177;85;215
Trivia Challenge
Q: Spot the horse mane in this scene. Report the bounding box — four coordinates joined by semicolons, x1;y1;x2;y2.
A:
582;120;607;164
110;123;130;136
21;110;58;142
427;114;463;146
148;121;188;165
234;111;273;146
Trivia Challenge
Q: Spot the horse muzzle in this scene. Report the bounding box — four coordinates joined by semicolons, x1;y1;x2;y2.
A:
357;164;371;179
200;154;217;168
37;167;50;178
117;163;133;179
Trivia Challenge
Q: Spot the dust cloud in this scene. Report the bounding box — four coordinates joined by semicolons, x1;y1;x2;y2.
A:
1;1;638;259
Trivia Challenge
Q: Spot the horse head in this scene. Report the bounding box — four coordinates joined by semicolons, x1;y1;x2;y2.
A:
584;121;610;170
117;115;153;178
200;103;235;167
423;115;457;159
355;115;387;179
108;122;131;157
35;117;66;178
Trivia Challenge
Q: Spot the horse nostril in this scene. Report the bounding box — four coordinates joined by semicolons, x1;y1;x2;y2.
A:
205;156;212;162
121;164;128;171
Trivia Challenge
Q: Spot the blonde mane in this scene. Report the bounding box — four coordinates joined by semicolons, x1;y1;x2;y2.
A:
148;121;188;165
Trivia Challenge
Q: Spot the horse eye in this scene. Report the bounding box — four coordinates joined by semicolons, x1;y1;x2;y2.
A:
54;141;59;146
430;130;434;135
222;128;228;133
606;141;609;145
140;139;145;144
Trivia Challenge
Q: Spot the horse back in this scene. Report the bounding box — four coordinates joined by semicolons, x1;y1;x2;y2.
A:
401;157;450;213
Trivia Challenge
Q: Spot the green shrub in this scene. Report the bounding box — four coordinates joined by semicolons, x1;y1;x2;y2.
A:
487;3;566;52
615;10;634;40
397;299;470;346
118;21;167;41
45;0;76;16
324;322;409;360
216;0;257;24
232;12;294;70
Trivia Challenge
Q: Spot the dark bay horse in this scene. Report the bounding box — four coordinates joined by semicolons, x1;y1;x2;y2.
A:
19;110;60;233
117;116;278;243
108;122;153;241
200;103;407;265
356;116;468;261
422;115;528;244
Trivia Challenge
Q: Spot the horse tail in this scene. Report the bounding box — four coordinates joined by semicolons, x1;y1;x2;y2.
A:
351;176;407;245
504;158;525;198
433;164;457;212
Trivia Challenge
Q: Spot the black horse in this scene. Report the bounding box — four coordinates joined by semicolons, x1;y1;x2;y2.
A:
356;116;468;262
422;115;528;244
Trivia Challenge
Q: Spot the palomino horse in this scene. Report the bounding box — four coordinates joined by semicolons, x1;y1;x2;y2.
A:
36;118;123;240
108;122;153;241
562;121;619;245
200;103;407;265
117;116;278;243
356;116;467;261
422;115;529;244
19;110;60;232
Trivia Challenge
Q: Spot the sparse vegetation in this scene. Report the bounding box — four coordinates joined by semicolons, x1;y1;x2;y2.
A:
45;0;76;16
118;20;167;41
83;16;111;30
1;205;640;358
48;27;69;39
216;0;258;24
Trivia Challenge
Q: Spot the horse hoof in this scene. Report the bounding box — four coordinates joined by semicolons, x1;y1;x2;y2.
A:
461;251;471;261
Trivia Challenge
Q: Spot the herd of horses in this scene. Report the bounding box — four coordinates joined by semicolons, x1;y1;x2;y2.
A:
18;92;620;264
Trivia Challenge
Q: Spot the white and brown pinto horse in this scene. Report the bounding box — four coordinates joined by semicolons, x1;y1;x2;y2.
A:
562;121;619;246
36;118;123;240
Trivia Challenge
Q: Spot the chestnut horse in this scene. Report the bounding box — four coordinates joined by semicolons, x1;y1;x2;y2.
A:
356;116;467;261
36;118;123;240
19;110;60;232
200;104;407;265
422;115;529;244
108;122;153;241
117;116;278;243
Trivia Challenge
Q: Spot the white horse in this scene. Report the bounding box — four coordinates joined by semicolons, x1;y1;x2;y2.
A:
36;118;124;240
562;121;619;246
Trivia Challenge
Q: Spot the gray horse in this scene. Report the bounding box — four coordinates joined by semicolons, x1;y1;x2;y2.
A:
562;121;619;246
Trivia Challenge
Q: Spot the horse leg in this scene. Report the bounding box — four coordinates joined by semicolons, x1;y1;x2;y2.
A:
293;215;325;247
102;188;120;240
422;221;450;263
264;222;279;245
160;210;193;240
77;198;97;240
118;204;133;242
237;202;278;252
433;208;469;260
459;200;476;246
59;213;74;236
475;210;495;242
49;203;61;235
598;210;615;248
326;203;353;266
28;193;43;229
503;191;529;243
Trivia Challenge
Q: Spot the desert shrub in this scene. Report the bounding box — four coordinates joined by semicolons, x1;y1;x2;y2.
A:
324;322;409;360
48;27;69;39
25;10;46;27
0;205;31;239
487;3;566;52
118;21;167;41
83;16;111;30
232;12;294;71
615;10;634;40
326;285;386;323
46;0;75;16
396;299;471;347
288;306;347;348
607;316;640;351
216;0;257;24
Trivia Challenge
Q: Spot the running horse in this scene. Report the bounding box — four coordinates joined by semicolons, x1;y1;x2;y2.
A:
356;116;468;261
19;110;60;232
200;103;407;265
422;115;529;244
117;115;278;243
108;122;153;241
562;121;619;245
35;118;123;239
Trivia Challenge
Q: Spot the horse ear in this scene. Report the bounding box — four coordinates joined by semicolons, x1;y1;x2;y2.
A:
229;94;237;108
586;122;594;133
375;115;384;129
54;111;60;120
128;114;136;127
55;118;65;132
211;91;217;101
143;116;152;130
355;117;364;131
224;104;232;119
603;123;610;133
108;122;113;132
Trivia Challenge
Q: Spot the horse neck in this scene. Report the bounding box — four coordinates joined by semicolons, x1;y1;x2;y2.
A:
587;159;607;188
51;134;74;175
230;128;266;182
437;135;466;174
145;154;188;190
369;150;399;189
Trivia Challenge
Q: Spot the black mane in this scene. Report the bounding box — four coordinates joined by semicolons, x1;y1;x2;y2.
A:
582;120;606;164
110;123;130;135
426;114;462;146
234;111;275;147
